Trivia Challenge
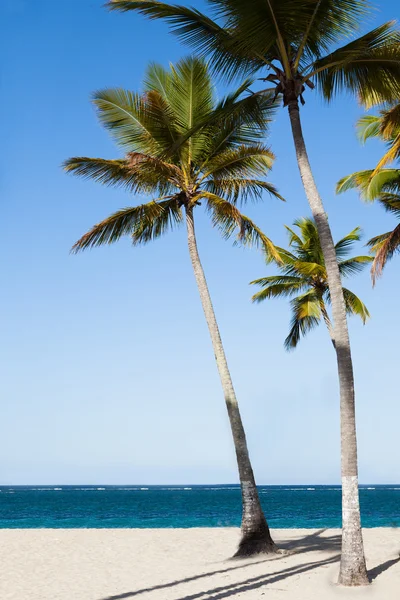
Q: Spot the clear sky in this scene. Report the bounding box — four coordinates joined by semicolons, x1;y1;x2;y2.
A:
1;0;399;485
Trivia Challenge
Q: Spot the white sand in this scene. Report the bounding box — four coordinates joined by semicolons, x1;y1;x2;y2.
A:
0;528;399;600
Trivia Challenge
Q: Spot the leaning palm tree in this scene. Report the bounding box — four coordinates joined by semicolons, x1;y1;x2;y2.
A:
107;0;400;584
65;57;283;556
337;103;400;282
251;218;371;349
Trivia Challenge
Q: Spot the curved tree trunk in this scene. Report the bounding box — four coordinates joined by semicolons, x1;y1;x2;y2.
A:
185;206;277;557
288;100;369;586
319;299;336;348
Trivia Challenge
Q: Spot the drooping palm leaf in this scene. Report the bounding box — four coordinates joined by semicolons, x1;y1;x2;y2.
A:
334;227;362;258
310;23;400;106
64;155;180;196
203;192;280;259
338;256;373;277
336;168;400;201
341;287;370;323
368;224;400;283
71;197;180;252
284;291;321;350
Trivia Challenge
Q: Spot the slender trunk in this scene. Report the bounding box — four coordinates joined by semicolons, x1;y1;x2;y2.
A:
185;206;276;556
288;100;368;586
319;299;336;348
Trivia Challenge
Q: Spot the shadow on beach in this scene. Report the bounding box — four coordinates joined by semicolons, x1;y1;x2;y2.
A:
99;529;399;600
100;529;341;600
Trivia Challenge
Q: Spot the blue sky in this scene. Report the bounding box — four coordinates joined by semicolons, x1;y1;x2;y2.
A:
1;0;399;485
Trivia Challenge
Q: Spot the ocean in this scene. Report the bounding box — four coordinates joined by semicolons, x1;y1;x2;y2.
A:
0;485;399;529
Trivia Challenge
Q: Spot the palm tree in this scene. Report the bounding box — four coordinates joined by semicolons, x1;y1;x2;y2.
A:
337;103;400;282
251;218;371;349
107;0;400;584
65;57;284;556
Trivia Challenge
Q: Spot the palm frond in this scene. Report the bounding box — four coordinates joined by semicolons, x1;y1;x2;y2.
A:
250;275;309;302
292;260;326;278
376;194;400;216
170;87;278;161
204;178;284;205
338;255;373;277
284;292;321;350
108;0;265;79
336;169;400;201
131;196;184;244
64;155;180;196
203;192;280;260
203;144;274;180
334;226;362;258
368;223;400;283
71;197;182;252
356;115;382;144
167;57;215;164
310;23;400;106
92;88;161;153
373;133;400;171
341;287;370;323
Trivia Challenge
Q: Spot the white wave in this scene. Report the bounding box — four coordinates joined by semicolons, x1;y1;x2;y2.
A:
140;487;149;491
307;488;315;491
184;487;192;490
53;488;62;491
97;488;105;491
366;487;375;490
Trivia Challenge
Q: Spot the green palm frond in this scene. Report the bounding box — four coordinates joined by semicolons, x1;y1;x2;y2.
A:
64;157;145;190
108;0;268;80
167;57;215;163
342;287;370;323
338;256;373;277
250;275;309;302
203;144;274;180
92;89;162;154
203;192;280;260
334;227;362;258
71;197;181;252
376;194;400;216
336;169;400;201
131;196;183;244
284;292;321;350
204;178;283;205
356;115;382;144
291;260;326;278
63;155;180;196
310;23;400;106
170;89;278;163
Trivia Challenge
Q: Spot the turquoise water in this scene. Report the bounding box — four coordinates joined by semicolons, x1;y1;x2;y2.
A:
0;485;399;528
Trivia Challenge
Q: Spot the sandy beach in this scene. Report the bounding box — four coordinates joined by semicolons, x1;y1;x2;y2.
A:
0;528;399;600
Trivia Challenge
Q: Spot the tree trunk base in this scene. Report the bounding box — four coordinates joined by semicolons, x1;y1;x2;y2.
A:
338;563;369;587
233;532;279;558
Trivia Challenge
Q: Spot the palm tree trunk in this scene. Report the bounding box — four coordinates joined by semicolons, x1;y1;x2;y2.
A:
287;100;369;586
319;299;336;348
185;206;277;557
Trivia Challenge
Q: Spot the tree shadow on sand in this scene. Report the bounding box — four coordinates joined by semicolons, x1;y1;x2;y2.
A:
100;529;399;600
100;529;339;600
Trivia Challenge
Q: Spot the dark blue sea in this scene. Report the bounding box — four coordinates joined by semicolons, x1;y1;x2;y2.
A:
0;485;399;529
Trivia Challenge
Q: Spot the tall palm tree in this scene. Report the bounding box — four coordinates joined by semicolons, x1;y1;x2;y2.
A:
251;218;371;349
337;103;400;282
65;57;283;556
107;0;400;584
